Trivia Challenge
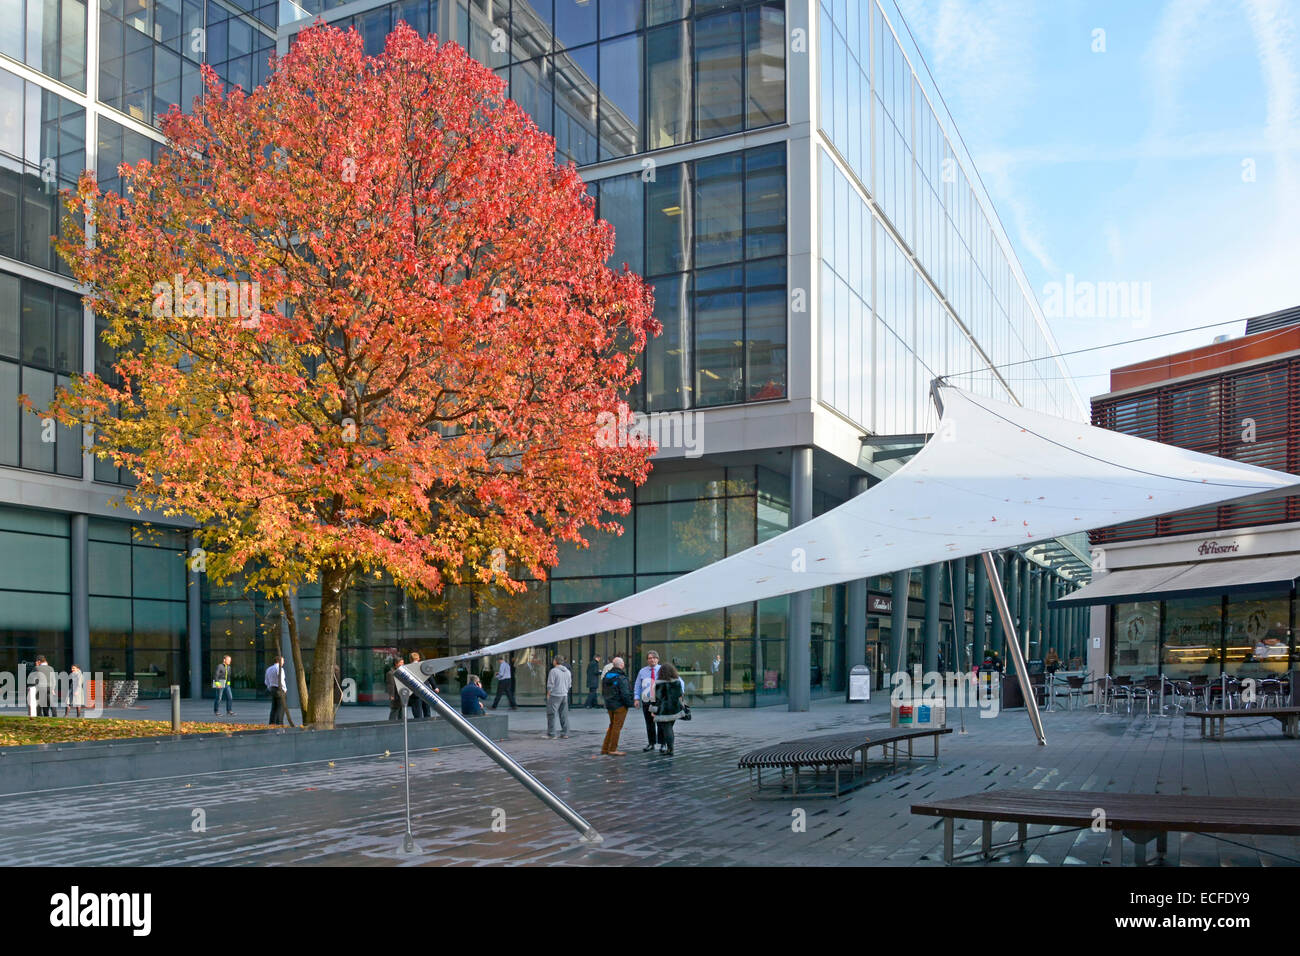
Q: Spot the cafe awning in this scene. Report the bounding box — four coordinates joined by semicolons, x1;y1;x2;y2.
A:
1050;553;1300;607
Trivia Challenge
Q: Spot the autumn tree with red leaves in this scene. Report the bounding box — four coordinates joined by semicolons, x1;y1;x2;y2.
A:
51;22;657;726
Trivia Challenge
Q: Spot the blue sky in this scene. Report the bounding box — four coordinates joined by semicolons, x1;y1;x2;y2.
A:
894;0;1300;403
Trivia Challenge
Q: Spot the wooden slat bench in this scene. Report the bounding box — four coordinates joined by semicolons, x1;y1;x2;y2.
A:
738;726;952;798
1188;707;1300;740
911;788;1300;865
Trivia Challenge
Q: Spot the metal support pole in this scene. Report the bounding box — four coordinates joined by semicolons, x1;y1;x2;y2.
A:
951;557;967;673
395;666;602;843
981;552;1046;746
399;687;420;854
889;570;909;680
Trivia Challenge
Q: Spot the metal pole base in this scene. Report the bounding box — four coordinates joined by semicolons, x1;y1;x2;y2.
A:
579;829;604;845
398;833;423;856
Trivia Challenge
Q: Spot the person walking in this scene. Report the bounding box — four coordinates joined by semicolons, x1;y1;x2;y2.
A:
584;655;602;708
490;656;517;711
461;674;488;716
546;656;572;738
408;651;432;719
632;650;663;752
385;656;406;721
652;663;687;755
213;655;235;717
63;664;86;718
265;655;288;725
598;656;634;756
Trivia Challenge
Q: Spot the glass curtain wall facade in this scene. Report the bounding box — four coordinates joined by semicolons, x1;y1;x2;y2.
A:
816;0;1080;435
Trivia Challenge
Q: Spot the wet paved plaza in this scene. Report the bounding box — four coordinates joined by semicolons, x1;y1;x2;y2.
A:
3;696;1298;866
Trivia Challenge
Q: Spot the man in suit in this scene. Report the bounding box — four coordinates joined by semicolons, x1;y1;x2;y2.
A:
632;650;663;752
265;655;288;725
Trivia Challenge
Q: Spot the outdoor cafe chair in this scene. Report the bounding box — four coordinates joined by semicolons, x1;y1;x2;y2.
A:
1064;674;1088;710
1208;676;1240;710
1110;676;1134;715
1095;675;1114;714
1170;680;1200;715
1127;677;1157;717
1247;677;1284;709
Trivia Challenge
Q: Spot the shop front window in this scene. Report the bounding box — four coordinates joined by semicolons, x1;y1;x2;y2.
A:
1111;600;1159;679
1160;596;1221;680
1224;590;1292;681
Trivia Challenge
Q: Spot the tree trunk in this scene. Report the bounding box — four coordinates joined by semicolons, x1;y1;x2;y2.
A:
281;592;310;725
307;563;350;727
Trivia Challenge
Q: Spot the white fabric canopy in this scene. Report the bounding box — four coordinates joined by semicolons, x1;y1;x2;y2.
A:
438;384;1300;668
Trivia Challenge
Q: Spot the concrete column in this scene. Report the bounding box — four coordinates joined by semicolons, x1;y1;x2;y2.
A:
988;555;1004;657
1003;554;1018;669
972;556;987;667
186;533;202;700
1040;573;1050;658
1019;561;1033;661
787;446;813;712
951;557;967;672
889;570;909;679
71;514;90;672
845;476;869;686
1055;580;1066;655
923;563;941;673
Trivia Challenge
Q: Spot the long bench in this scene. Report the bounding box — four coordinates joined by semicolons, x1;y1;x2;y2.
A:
1188;707;1300;740
738;726;952;798
911;788;1300;865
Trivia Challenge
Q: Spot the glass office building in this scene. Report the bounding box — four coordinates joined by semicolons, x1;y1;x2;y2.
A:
0;0;1087;706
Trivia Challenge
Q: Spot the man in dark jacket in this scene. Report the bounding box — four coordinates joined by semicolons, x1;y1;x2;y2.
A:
213;655;236;717
584;655;602;708
385;656;405;721
461;675;488;716
598;657;634;756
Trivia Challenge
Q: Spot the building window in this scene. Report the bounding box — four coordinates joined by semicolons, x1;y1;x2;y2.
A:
0;504;70;674
88;518;188;697
1158;596;1220;680
0;68;85;276
0;0;87;90
0;270;83;475
598;143;786;412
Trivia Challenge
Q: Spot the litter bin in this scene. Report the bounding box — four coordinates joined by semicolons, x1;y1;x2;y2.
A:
848;664;871;702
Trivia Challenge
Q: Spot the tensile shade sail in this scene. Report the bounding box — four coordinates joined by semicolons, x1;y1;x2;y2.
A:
433;385;1300;669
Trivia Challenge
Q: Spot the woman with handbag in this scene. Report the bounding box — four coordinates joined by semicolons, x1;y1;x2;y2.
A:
652;663;689;755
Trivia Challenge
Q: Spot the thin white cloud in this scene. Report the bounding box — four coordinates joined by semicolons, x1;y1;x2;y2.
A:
1242;0;1300;204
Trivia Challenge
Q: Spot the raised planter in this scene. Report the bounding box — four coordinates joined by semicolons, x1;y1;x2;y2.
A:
0;714;509;796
